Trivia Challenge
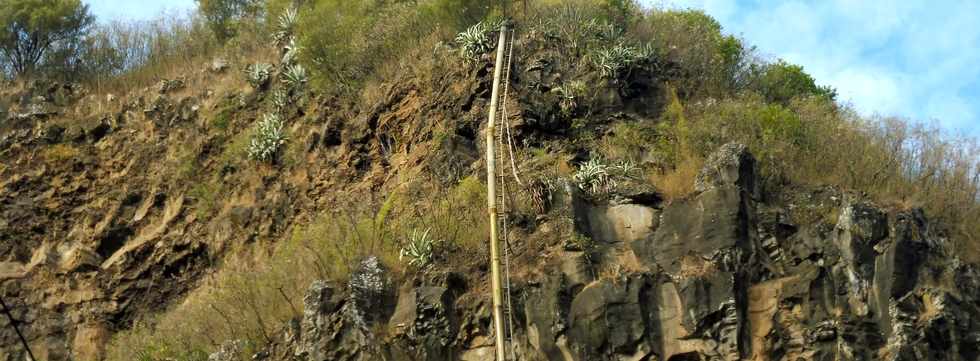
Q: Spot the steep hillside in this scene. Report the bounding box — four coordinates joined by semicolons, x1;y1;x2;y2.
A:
1;2;978;361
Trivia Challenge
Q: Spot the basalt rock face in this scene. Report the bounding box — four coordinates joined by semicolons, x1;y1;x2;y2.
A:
240;143;980;361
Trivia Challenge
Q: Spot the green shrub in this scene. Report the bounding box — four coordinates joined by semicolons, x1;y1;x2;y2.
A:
0;0;95;77
751;60;836;104
296;1;403;92
195;0;262;42
641;9;750;97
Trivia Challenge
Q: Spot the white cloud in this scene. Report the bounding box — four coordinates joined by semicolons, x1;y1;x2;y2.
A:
645;0;980;136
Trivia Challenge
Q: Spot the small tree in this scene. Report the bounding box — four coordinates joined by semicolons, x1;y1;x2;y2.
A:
755;60;836;105
0;0;94;77
196;0;262;42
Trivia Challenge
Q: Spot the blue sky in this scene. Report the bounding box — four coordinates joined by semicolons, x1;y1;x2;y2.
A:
83;0;979;137
646;0;980;137
84;0;196;22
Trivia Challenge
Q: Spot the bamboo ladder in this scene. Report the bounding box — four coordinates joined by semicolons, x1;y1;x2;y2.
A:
485;22;519;361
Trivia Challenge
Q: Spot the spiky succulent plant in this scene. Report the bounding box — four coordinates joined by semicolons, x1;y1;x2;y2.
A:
455;20;502;60
247;113;287;162
572;158;615;195
281;38;301;66
399;228;439;269
270;88;289;113
552;80;588;117
273;8;298;47
245;63;273;89
282;64;307;91
591;43;654;79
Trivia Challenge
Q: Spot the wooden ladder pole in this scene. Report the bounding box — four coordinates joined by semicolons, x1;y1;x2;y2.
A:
486;23;509;361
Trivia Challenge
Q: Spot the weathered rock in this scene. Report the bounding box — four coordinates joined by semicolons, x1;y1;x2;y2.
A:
566;275;652;360
388;286;457;361
158;79;185;94
585;203;659;244
347;256;394;327
71;323;109;361
208;339;247;361
694;142;759;198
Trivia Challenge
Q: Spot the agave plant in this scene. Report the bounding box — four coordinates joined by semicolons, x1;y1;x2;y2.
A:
586;19;623;42
247;113;288;162
245;63;273;89
590;44;653;79
400;228;439;269
611;159;640;177
281;38;301;66
552;80;587;117
572;158;616;195
282;64;308;91
273;7;298;47
270;88;289;114
455;20;502;60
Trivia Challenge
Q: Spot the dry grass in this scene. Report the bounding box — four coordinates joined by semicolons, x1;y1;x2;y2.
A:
649;156;702;201
677;254;717;280
42;144;80;163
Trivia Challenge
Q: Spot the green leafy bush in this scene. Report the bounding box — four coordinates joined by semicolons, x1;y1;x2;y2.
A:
751;60;836;104
641;9;751;97
195;0;262;42
0;0;95;77
296;0;505;93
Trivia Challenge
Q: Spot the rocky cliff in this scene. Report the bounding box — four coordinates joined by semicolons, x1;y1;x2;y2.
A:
212;144;980;361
